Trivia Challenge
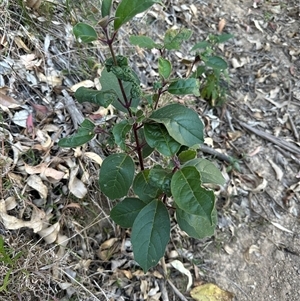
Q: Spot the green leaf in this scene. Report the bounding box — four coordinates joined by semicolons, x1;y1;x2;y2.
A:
75;87;116;107
205;56;228;70
73;23;97;43
176;207;217;239
101;0;112;17
58;119;95;147
100;68;140;112
158;57;172;79
112;120;133;150
183;158;225;185
99;153;135;199
114;0;161;30
133;170;161;202
190;41;211;52
131;200;170;272
216;33;234;43
164;28;192;50
178;149;197;164
144;123;181;156
137;128;154;159
129;35;160;49
148;165;172;196
168;78;200;96
171;166;215;224
148;103;204;147
110;198;148;228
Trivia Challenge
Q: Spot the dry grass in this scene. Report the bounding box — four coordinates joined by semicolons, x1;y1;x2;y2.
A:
0;1;115;300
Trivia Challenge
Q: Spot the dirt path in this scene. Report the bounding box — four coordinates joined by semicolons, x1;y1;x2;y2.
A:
191;0;300;300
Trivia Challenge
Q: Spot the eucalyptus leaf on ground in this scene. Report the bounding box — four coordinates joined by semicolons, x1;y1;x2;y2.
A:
131;200;170;272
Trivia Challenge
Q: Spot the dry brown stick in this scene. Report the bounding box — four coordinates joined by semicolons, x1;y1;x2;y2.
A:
158;280;170;301
237;121;300;156
199;144;240;171
62;89;84;129
167;279;188;301
288;113;299;142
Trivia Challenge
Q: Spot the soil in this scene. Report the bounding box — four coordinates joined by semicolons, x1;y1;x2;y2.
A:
1;0;300;300
184;0;300;300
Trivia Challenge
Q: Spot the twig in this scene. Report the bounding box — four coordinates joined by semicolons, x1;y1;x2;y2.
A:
199;144;240;170
225;110;234;131
158;280;170;301
167;279;188;301
237;121;300;156
288;113;299;142
62;89;84;129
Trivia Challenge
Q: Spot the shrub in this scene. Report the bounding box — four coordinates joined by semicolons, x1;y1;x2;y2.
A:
58;0;231;272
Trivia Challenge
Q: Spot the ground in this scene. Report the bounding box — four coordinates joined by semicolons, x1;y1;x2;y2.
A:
0;0;300;300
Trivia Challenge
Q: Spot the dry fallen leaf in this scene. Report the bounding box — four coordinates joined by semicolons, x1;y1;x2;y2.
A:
38;222;60;244
0;200;46;233
218;19;226;33
70;80;95;92
26;0;42;10
14;36;31;53
170;259;193;291
252;19;264;33
191;283;234;301
35;129;53;150
19;53;41;70
37;72;62;87
4;196;18;210
268;159;284;181
25;163;65;181
84;152;103;165
0;92;20;108
12;109;29;127
68;165;88;199
27;174;48;199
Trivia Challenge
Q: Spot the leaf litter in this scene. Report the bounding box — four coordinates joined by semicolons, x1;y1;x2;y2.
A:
0;0;300;300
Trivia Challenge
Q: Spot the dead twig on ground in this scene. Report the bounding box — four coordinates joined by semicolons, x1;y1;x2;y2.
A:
199;144;241;171
62;89;84;129
237;121;300;156
167;279;188;301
